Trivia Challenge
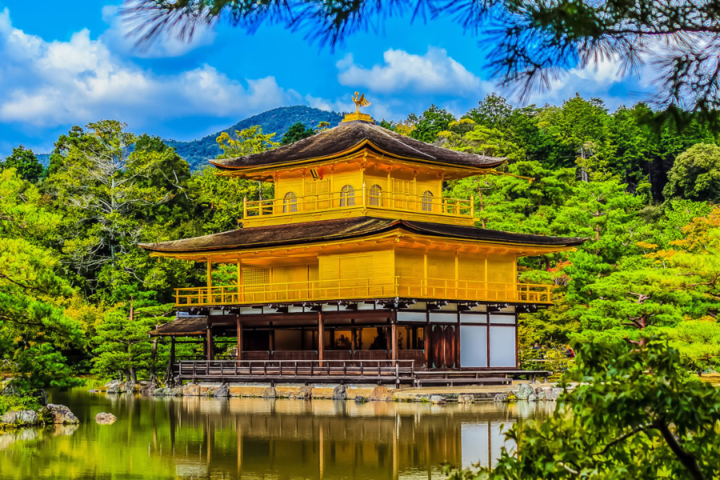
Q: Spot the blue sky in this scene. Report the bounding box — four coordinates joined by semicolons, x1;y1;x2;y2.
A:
0;0;654;156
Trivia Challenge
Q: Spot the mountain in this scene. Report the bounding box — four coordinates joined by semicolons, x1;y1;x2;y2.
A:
164;106;344;170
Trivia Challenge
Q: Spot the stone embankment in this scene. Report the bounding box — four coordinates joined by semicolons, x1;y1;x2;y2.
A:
139;382;565;404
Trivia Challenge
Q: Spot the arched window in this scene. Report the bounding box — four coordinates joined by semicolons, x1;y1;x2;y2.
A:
369;184;382;206
283;191;297;213
421;190;433;212
340;185;355;207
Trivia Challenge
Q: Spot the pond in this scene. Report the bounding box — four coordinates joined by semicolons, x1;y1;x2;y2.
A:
0;389;552;479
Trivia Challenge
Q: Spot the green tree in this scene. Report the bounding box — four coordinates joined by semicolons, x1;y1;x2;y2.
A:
1;146;43;182
46;121;196;304
216;126;279;158
409;105;455;143
0;169;85;390
280;121;316;145
465;93;513;129
447;339;720;480
91;301;174;382
664;143;720;201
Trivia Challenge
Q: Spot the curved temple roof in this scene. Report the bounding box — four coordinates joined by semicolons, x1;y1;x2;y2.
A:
210;121;506;171
139;217;586;254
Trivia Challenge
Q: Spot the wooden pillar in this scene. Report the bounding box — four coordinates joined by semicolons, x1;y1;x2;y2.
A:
270;328;276;353
456;310;461;369
351;328;357;354
170;336;176;366
391;316;398;362
318;313;324;365
207;259;212;304
385;326;391;354
236;315;243;361
206;327;213;361
237;260;242;303
424;308;430;368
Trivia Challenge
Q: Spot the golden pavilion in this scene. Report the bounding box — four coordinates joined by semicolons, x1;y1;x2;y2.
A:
141;102;583;386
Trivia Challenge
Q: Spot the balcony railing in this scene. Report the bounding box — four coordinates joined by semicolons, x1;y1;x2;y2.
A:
175;276;552;306
243;190;473;219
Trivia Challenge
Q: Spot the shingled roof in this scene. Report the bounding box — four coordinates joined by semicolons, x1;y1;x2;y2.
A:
139;217;586;254
149;316;208;336
210;121;506;170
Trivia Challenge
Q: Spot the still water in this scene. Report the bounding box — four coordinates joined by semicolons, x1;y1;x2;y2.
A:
0;389;551;479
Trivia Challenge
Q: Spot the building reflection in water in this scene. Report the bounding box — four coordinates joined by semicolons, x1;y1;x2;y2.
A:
157;397;553;479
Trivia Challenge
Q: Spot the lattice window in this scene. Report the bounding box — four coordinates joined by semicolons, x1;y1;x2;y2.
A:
305;179;329;195
369;184;382;206
242;267;270;285
422;190;433;212
283;191;297;213
340;184;355;207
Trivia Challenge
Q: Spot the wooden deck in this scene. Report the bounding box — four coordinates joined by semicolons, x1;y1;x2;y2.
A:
172;360;549;386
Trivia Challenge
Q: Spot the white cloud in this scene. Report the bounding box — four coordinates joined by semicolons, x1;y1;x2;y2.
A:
522;51;657;110
0;8;299;128
337;48;483;95
101;5;216;59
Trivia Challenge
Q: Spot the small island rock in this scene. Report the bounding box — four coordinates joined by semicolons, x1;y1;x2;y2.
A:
95;413;117;425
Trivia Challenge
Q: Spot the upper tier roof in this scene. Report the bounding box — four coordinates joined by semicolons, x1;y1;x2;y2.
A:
210;121;506;171
139;217;586;254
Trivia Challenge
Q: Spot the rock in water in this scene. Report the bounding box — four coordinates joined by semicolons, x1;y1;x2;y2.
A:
293;386;312;400
45;404;80;425
1;410;39;426
139;382;157;395
528;394;538;402
549;387;564;401
95;413;117;425
458;394;474;404
332;385;346;400
516;383;534;400
494;393;508;402
368;386;393;402
171;386;184;397
354;396;366;403
430;395;447;404
152;387;172;397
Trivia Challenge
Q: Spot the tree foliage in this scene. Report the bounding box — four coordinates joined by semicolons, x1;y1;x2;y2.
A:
280;121;316;145
1;146;44;182
446;339;720;480
665;143;720;202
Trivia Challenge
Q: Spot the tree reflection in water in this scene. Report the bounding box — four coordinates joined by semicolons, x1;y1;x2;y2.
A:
0;390;553;479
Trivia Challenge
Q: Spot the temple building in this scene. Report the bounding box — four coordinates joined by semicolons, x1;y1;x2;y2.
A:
141;104;584;386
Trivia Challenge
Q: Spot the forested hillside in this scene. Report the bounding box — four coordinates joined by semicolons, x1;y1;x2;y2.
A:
165;106;343;169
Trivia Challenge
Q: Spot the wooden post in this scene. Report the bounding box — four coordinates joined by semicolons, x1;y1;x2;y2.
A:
424;308;430;368
207;260;212;304
206;327;213;361
170;336;176;366
318;313;324;366
391;315;398;362
237;260;242;303
243;196;247;218
236;316;242;361
351;328;357;356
